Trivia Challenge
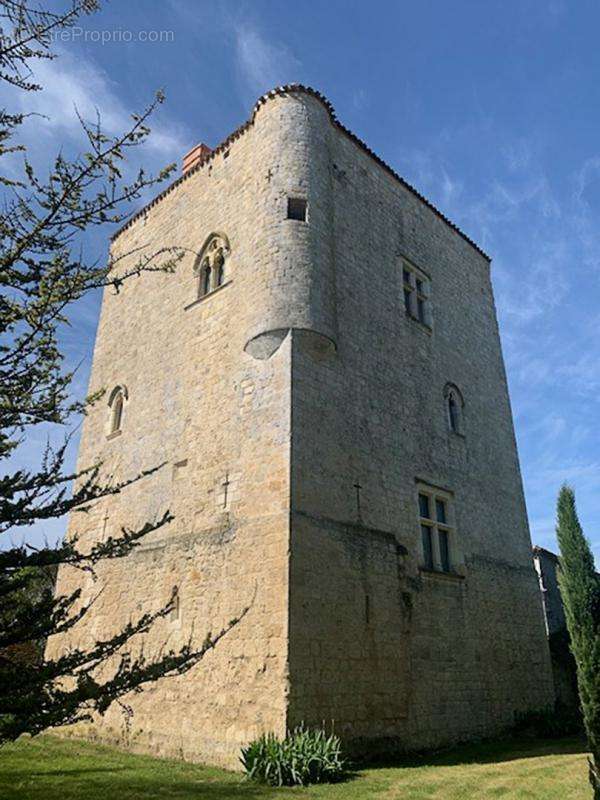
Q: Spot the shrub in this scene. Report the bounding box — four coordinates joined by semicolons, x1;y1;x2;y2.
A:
240;724;347;786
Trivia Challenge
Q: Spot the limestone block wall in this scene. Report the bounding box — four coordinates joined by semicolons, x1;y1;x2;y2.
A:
288;507;412;741
48;96;307;768
48;86;555;767
287;95;554;749
534;547;567;636
533;547;580;710
243;94;337;360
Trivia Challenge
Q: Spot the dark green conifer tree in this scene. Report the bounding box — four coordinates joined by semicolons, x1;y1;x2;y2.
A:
556;485;600;797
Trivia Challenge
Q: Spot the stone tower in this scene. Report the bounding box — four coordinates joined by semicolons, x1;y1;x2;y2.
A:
49;86;554;768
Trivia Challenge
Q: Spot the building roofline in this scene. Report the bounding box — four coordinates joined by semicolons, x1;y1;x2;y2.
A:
533;544;600;575
111;84;490;261
533;545;560;562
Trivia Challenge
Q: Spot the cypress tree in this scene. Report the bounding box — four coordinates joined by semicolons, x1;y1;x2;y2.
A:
556;485;600;797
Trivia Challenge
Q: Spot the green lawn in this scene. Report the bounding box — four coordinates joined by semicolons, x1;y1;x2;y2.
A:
0;734;591;799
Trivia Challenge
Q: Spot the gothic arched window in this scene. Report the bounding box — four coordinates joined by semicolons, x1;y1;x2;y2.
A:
107;385;128;437
215;251;225;288
448;393;459;433
444;384;465;436
194;233;231;299
200;261;211;297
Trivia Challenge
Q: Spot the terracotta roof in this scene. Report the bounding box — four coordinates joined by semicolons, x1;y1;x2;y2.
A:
112;84;490;261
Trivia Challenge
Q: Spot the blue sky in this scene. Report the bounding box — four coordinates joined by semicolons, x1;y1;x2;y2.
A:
4;0;599;562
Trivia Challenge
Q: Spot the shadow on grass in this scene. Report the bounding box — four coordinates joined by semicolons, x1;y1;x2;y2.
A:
0;734;588;800
357;735;588;771
22;766;131;777
1;772;277;800
0;739;359;800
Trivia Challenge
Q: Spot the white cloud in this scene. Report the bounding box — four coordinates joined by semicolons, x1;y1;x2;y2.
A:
234;25;301;100
573;156;600;202
439;168;462;208
0;48;191;550
352;88;368;111
0;47;190;177
394;120;600;565
503;139;533;173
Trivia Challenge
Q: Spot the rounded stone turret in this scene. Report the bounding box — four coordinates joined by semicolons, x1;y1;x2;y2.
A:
243;91;337;360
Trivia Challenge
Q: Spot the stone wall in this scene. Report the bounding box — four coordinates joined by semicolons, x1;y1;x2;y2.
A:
287;93;554;749
47;97;298;768
48;88;555;768
534;546;567;636
533;547;579;710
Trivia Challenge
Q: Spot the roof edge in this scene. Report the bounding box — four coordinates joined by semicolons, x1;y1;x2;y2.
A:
111;84;490;261
533;545;560;562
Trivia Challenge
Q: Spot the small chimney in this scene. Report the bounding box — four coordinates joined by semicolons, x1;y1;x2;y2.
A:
182;142;212;175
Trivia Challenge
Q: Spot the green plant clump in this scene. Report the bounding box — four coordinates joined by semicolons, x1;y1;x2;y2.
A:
240;725;347;786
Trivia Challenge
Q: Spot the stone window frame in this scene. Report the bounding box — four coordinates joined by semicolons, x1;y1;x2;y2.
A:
106;384;128;440
416;482;456;575
402;258;432;329
286;196;308;223
444;383;465;437
192;232;231;303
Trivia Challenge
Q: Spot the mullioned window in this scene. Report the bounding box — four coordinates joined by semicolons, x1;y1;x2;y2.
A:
417;483;454;574
194;233;231;299
402;259;432;328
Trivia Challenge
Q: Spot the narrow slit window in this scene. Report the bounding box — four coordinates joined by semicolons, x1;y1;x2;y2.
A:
449;394;459;433
439;530;451;573
287;197;307;221
421;525;434;570
111;394;123;433
216;255;225;287
436;499;447;525
200;263;211;297
419;493;431;519
107;385;127;437
445;385;465;436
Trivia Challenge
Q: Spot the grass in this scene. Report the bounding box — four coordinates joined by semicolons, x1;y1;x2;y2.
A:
0;733;591;799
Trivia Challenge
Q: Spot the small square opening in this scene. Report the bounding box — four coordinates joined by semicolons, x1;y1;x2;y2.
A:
287;197;307;221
